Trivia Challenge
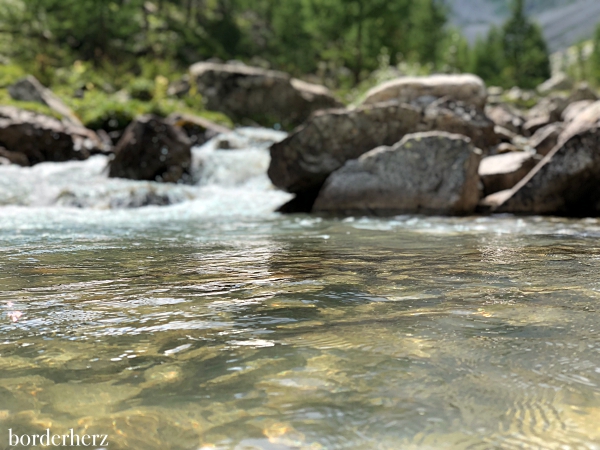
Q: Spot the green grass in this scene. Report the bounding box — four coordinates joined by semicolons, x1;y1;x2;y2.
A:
0;88;63;119
0;61;233;130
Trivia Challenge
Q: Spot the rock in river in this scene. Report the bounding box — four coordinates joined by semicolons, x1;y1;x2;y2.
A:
109;115;192;183
0;106;107;166
313;132;482;216
268;101;422;196
479;152;539;196
484;101;600;216
190;62;342;128
269;99;498;212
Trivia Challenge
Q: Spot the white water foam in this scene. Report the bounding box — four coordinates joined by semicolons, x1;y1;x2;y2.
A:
0;127;292;222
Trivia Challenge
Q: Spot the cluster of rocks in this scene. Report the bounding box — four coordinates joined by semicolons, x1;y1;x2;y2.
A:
0;106;109;167
3;63;600;218
268;74;497;214
0;75;229;183
0;63;341;183
268;72;600;217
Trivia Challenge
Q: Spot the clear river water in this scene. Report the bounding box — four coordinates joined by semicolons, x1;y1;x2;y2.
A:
1;129;600;449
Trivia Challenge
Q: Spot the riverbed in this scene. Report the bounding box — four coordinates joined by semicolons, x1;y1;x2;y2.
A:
1;129;600;449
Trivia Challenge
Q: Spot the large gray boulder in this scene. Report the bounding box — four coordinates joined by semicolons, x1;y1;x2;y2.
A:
8;75;83;126
190;62;342;128
485;101;600;216
109;115;191;183
269;99;498;200
0;106;107;166
362;74;487;109
313;132;482;215
269;101;422;195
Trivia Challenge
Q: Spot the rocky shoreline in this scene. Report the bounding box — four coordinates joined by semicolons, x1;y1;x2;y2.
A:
1;63;600;218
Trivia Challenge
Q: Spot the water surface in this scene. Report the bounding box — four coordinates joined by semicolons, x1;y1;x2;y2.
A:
1;129;600;449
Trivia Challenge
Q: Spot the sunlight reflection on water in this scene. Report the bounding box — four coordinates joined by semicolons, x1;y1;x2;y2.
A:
1;212;600;449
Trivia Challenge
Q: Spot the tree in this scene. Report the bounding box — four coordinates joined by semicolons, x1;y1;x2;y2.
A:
472;27;506;87
590;23;600;85
501;0;550;88
409;0;448;68
441;28;472;73
0;0;454;87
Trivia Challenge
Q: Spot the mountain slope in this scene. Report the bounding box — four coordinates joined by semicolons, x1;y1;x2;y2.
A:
448;0;600;51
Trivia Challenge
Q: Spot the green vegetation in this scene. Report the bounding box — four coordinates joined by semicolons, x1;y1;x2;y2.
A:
591;25;600;83
0;0;459;129
0;59;231;130
0;0;599;130
0;0;454;85
472;0;551;89
501;0;551;88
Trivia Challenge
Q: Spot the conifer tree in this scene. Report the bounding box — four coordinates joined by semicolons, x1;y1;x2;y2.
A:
472;27;505;86
590;23;600;85
501;0;550;88
409;0;448;67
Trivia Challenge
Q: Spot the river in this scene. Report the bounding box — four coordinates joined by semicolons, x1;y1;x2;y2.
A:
1;128;600;449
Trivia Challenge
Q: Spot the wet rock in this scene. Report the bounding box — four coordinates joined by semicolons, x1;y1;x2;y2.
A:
485;101;600;216
108;130;123;146
362;74;487;109
167;113;231;147
313;132;482;215
479;152;539;196
537;73;574;95
96;129;114;149
529;122;564;156
275;187;323;214
0;106;107;165
269;99;498;208
8;75;83;126
109;115;192;183
485;104;524;134
39;381;142;417
0;146;28;166
268;101;422;194
190;62;342;128
423;99;499;153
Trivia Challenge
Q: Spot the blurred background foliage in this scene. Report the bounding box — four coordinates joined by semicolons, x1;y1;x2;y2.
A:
0;0;599;126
